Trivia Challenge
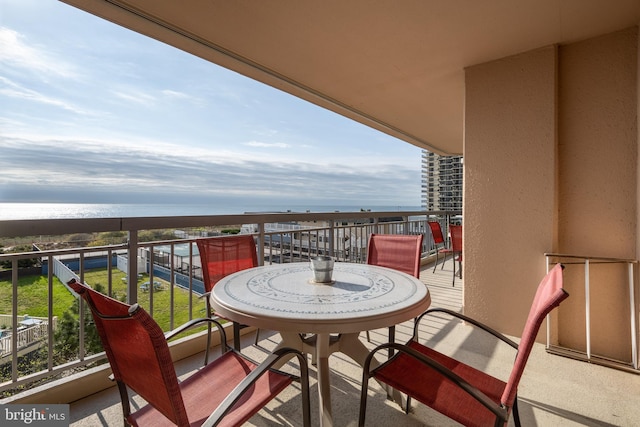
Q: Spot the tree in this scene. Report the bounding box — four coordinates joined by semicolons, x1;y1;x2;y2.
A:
52;283;108;362
0;283;113;397
0;245;38;269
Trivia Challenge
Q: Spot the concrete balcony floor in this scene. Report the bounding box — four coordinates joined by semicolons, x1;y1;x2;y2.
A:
70;261;640;426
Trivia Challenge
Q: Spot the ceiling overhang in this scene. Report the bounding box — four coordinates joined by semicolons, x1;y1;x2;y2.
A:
61;0;640;155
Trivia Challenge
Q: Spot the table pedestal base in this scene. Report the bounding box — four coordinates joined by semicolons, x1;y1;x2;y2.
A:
273;331;404;427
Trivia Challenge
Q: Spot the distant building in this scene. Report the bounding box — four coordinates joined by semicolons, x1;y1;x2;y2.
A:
421;150;463;211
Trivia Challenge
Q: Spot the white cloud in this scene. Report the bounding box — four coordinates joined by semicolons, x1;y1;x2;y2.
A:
112;87;204;108
161;89;189;99
161;89;206;107
244;141;291;148
0;76;91;115
112;88;158;107
0;27;77;78
0;134;420;205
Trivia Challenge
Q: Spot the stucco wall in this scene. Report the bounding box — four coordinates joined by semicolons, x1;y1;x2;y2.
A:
556;28;638;360
464;27;638;359
464;46;558;337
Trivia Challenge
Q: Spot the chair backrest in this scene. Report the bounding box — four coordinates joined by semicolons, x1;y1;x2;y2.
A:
449;225;462;253
366;234;424;278
427;221;445;245
68;280;189;426
501;263;569;408
196;235;259;293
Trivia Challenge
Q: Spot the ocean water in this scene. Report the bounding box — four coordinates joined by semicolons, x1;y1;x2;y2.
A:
0;203;422;221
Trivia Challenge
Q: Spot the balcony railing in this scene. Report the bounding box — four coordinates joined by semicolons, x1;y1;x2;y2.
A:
545;253;639;373
0;209;459;396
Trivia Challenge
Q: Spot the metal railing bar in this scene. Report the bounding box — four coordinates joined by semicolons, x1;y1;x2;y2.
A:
170;243;175;330
544;253;638;264
47;254;54;372
545;253;638;373
585;259;591;361
0;352;106;393
11;259;18;383
629;263;638;369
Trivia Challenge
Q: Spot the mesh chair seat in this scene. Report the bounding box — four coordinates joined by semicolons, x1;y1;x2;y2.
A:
372;341;506;427
129;351;292;427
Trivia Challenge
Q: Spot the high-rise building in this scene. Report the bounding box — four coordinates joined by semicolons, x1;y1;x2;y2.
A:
421;150;463;211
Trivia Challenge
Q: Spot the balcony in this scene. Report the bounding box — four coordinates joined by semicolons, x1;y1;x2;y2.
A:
0;210;448;395
1;211;639;426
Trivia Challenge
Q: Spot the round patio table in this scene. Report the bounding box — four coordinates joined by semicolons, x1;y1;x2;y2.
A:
210;261;430;427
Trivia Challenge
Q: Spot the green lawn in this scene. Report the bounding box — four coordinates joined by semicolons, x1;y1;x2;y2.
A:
0;269;208;332
0;275;77;320
79;269;208;331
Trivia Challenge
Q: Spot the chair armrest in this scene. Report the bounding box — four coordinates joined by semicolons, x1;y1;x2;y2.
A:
199;291;215;318
198;291;212;300
201;347;311;427
415;308;519;350
164;317;227;346
364;342;509;423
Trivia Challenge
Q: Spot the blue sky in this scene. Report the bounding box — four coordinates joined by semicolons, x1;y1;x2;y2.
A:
0;0;422;210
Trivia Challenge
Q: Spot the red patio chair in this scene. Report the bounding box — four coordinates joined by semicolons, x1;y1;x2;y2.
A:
196;235;258;356
365;233;424;355
359;263;569;427
68;279;310;427
427;221;453;273
449;224;462;286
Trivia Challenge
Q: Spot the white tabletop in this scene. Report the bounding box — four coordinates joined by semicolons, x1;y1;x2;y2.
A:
211;262;430;334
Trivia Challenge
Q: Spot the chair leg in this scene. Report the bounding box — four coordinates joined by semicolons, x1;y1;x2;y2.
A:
254;328;261;345
116;381;131;427
452;255;462;286
366;330;371;342
512;397;522;427
204;322;212;365
432;251;439;273
387;325;395;358
452;256;456;286
440;252;447;270
358;374;370;427
205;303;213;364
233;322;241;350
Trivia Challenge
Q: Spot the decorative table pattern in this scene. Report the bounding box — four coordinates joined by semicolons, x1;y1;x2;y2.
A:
214;262;429;334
